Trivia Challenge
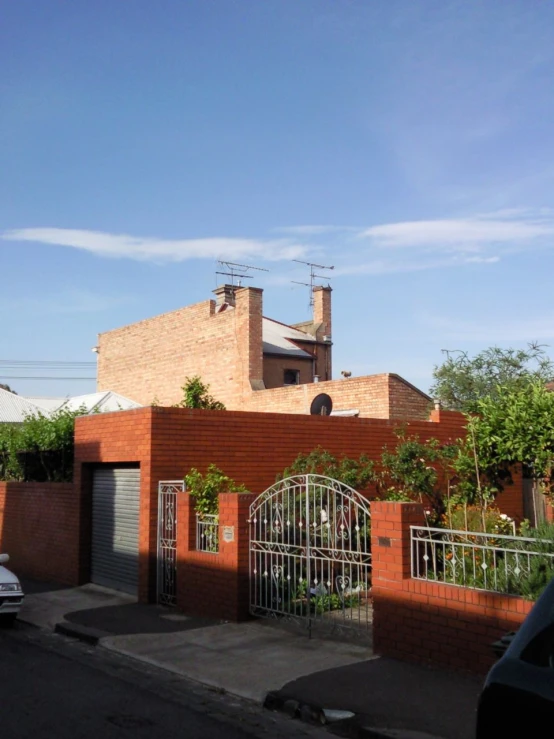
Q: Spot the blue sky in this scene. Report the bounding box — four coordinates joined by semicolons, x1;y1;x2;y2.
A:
2;0;554;398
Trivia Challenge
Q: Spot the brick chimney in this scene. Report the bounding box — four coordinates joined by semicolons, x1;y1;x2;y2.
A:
213;284;236;308
313;286;332;341
234;286;264;394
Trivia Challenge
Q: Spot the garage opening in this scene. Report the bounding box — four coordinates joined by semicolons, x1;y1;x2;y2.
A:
91;466;140;595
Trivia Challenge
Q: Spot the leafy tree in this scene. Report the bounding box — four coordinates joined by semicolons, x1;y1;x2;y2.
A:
460;380;554;497
0;383;17;394
278;446;375;490
175;376;225;410
430;343;554;412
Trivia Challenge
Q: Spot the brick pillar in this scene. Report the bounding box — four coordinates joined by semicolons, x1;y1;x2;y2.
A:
235;287;264;396
218;492;253;621
175;492;253;621
371;501;425;655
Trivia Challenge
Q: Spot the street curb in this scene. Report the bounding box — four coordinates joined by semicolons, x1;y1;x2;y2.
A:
263;691;446;739
54;620;111;645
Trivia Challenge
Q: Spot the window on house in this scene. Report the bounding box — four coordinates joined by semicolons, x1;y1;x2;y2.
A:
284;369;300;386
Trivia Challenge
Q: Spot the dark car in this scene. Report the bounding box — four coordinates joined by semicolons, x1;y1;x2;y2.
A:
476;578;554;737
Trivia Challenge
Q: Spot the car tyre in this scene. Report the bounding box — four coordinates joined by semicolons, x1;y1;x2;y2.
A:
0;613;17;627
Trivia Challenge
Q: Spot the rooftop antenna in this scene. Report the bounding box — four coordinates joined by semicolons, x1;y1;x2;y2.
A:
292;259;334;309
216;261;269;288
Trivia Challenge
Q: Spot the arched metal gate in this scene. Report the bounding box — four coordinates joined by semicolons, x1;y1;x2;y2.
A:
249;475;372;641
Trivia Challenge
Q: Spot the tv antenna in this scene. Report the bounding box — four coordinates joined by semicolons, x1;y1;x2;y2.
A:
291;259;334;308
216;261;269;287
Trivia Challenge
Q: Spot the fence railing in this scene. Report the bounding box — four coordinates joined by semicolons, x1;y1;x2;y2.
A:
411;525;554;596
196;514;219;553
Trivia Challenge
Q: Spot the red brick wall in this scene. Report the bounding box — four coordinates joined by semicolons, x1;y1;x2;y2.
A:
0;482;80;585
146;406;466;493
371;501;534;674
75;405;467;502
74;406;520;611
74;406;466;602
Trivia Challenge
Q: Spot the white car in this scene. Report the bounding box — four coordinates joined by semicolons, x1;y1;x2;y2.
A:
0;554;24;625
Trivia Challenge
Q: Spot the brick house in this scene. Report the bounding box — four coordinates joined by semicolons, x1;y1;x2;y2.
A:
96;284;431;419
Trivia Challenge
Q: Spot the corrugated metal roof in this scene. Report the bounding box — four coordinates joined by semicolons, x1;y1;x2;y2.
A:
1;390;141;423
57;391;141;413
25;396;66;412
262;318;315;358
0;388;44;423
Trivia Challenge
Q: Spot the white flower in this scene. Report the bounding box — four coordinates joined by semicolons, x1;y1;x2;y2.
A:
499;514;509;521
320;508;328;524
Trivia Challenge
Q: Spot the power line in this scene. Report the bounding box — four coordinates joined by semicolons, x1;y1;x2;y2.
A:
0;360;96;381
0;361;96;367
0;376;95;380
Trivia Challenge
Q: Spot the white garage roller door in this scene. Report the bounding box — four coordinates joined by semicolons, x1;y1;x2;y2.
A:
91;467;140;595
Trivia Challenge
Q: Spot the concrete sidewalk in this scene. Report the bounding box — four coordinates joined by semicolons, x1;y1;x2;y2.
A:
18;579;482;739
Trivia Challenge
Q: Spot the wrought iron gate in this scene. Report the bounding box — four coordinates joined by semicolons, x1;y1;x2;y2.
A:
157;480;185;606
249;475;372;641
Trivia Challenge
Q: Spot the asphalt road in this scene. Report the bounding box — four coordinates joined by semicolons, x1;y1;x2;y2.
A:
0;623;323;739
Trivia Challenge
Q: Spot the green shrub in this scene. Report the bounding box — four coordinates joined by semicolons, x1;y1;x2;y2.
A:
175;376;225;410
277;447;374;490
185;464;246;515
0;407;86;482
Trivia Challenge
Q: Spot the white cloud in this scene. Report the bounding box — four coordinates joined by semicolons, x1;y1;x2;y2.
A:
3;210;549;277
2;227;308;263
276;225;354;236
463;256;500;264
360;212;554;251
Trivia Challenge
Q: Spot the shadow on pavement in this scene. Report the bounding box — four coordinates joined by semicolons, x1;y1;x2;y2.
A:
274;656;482;739
64;602;222;636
